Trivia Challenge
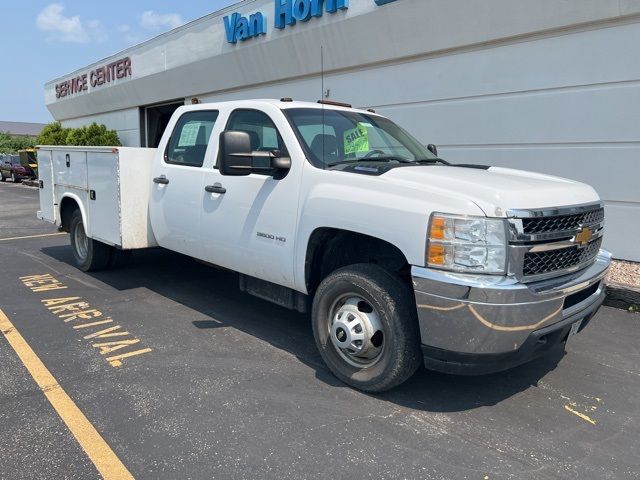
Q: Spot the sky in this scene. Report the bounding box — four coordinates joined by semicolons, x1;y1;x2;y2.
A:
0;1;238;123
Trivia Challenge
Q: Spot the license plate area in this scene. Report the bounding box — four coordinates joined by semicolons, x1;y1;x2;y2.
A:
567;319;583;339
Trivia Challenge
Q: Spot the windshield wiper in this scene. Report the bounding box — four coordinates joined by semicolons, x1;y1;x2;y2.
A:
327;156;414;167
414;158;450;166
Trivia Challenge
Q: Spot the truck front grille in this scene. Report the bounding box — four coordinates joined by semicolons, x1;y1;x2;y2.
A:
507;203;605;281
523;237;602;276
522;207;604;235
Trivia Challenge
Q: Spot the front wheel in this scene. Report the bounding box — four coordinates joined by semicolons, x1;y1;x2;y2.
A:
312;264;422;392
69;209;112;271
0;171;5;182
11;171;19;183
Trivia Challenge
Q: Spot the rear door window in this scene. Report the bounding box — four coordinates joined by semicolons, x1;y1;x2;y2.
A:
165;111;219;167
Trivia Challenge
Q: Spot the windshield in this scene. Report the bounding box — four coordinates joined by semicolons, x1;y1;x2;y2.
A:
10;156;21;165
283;108;438;169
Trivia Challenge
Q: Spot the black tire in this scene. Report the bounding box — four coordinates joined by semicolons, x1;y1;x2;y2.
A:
69;209;112;271
11;171;20;183
0;171;5;182
312;264;422;392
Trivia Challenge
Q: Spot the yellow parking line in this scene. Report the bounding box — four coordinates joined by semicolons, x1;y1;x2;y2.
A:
0;309;134;479
0;232;66;242
564;404;597;425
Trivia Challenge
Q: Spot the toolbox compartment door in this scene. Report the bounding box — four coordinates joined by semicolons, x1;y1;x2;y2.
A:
36;150;56;223
86;151;122;246
53;149;87;189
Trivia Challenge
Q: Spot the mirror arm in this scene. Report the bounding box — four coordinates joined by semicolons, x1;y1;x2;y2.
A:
228;151;276;159
272;157;291;170
228;165;274;171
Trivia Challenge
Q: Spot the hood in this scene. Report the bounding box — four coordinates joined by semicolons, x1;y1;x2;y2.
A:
383;165;600;217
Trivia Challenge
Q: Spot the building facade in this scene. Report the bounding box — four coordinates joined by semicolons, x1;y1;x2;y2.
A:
44;0;640;261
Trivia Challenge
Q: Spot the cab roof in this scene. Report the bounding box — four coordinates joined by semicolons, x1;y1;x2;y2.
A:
186;99;378;115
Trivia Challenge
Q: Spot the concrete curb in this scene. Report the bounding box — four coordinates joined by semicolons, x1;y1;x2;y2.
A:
605;283;640;313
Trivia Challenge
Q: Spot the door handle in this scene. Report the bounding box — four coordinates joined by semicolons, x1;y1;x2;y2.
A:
205;183;226;194
153;175;169;185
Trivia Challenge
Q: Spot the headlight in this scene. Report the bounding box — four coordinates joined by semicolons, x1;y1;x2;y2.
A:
427;213;507;274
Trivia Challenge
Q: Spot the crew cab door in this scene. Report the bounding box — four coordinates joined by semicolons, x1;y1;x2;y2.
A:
200;107;302;289
149;109;220;258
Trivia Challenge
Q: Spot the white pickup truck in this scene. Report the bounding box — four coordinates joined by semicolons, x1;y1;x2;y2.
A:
37;99;611;391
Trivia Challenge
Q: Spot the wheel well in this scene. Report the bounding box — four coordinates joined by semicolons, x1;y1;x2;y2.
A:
59;197;80;232
305;228;411;295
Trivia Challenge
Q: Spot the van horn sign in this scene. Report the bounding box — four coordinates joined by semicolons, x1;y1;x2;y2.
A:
55;57;132;99
224;0;396;44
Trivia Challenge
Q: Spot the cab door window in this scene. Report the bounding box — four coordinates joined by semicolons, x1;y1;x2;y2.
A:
165;110;219;167
225;109;288;154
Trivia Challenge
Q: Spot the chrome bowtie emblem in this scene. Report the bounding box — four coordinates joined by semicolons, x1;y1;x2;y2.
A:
575;227;593;246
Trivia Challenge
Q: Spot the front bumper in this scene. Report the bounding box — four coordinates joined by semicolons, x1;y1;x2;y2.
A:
13;172;33;179
411;250;611;374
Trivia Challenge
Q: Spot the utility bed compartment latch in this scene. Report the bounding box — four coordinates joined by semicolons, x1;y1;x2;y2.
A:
89;190;96;200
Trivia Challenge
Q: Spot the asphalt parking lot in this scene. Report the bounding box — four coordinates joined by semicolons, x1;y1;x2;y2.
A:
0;181;638;480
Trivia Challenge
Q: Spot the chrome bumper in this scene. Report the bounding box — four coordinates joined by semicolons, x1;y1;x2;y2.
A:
411;250;611;361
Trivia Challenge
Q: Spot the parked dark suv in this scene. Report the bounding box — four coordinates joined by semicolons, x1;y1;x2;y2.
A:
0;154;35;183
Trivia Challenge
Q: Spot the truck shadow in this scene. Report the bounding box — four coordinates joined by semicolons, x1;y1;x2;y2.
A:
41;245;564;413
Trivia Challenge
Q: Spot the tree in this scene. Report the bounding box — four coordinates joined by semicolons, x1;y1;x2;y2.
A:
36;122;71;145
66;123;121;146
37;121;121;147
0;132;37;153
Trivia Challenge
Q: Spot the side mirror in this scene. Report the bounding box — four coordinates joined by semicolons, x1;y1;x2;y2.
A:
218;131;291;177
427;144;438;156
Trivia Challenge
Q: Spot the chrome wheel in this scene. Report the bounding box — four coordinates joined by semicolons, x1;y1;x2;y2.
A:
328;294;385;368
74;220;89;261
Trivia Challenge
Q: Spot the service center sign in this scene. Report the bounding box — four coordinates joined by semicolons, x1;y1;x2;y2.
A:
224;0;397;44
55;57;132;99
